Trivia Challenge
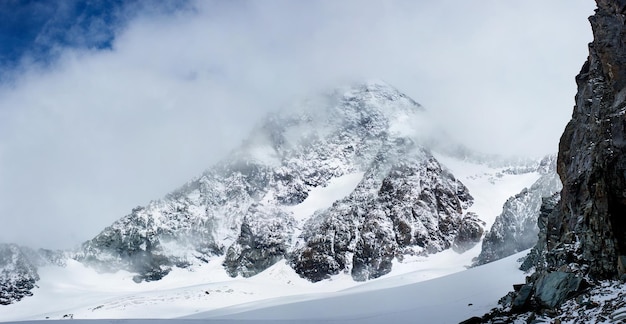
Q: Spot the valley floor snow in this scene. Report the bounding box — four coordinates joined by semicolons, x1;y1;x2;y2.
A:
1;251;528;323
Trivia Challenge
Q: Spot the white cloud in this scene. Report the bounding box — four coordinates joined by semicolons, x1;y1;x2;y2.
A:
0;0;595;249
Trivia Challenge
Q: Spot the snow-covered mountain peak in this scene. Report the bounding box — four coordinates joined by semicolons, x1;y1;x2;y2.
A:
0;80;559;317
224;80;430;181
70;80;481;285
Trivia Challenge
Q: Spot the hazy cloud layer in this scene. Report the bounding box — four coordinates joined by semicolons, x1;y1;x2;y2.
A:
0;0;595;249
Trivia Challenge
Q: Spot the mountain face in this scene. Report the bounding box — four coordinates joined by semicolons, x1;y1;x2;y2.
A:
474;155;562;266
291;152;477;282
0;81;558;309
73;81;481;283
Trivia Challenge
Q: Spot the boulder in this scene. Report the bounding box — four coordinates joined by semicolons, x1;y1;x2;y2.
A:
534;272;585;309
511;283;534;311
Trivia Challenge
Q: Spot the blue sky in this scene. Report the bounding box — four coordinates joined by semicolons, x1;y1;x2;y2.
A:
0;0;193;75
0;0;596;249
0;0;122;70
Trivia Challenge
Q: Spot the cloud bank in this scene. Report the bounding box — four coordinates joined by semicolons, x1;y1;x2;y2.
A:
0;0;595;249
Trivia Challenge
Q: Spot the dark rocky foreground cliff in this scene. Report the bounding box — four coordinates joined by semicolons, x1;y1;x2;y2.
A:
470;1;626;322
552;0;626;280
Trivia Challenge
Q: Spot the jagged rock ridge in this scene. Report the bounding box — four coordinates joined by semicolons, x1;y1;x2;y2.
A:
539;0;626;280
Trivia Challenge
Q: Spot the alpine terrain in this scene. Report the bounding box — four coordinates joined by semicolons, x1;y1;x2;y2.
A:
469;0;626;322
0;81;560;322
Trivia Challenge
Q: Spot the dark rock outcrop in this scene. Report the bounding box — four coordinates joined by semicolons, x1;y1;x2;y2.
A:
292;152;476;282
545;0;626;280
224;205;295;277
534;271;586;309
453;212;485;253
511;283;533;311
0;244;64;305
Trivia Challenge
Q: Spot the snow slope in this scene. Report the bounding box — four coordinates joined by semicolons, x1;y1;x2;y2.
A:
189;251;527;323
0;251;528;324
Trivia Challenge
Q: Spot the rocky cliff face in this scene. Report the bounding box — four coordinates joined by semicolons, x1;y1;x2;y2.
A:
291;150;476;282
547;0;626;279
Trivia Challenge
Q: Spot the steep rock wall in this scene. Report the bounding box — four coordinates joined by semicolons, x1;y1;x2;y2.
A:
550;0;626;279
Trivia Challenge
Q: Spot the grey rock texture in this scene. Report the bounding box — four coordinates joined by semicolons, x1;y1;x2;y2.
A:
224;204;295;277
475;155;561;266
291;151;475;282
534;271;585;309
546;0;626;279
511;283;533;312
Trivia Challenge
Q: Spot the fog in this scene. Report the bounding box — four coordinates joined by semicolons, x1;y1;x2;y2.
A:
0;0;595;249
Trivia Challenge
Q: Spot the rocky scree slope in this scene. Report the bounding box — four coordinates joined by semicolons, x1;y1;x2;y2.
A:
468;1;626;321
73;81;483;284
